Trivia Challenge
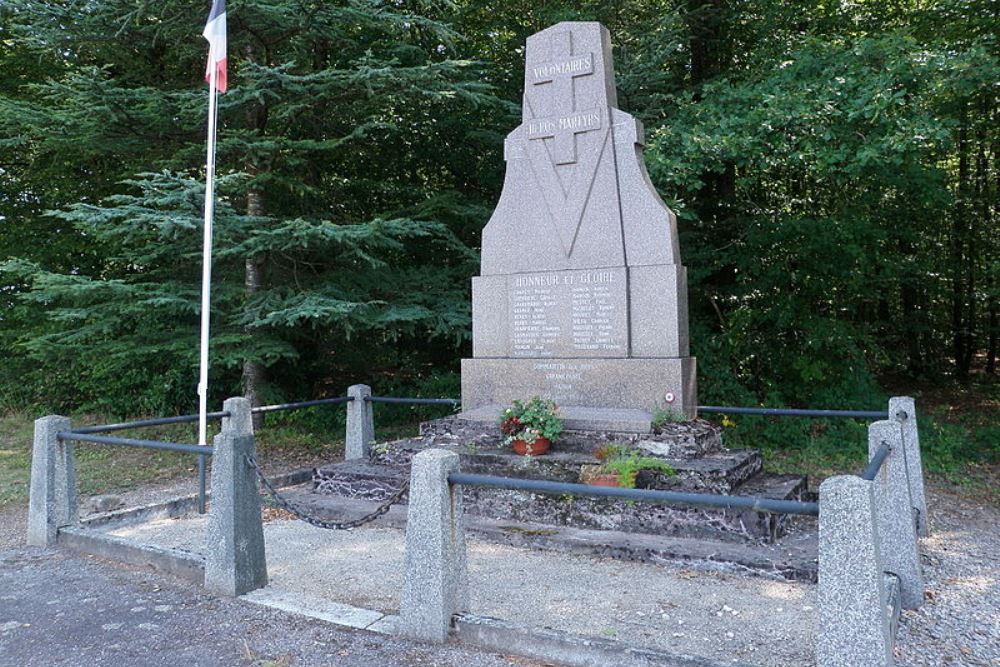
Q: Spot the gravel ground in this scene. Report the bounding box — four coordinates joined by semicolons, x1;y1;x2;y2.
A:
0;546;550;667
0;461;311;552
3;476;997;666
894;487;1000;667
109;510;817;666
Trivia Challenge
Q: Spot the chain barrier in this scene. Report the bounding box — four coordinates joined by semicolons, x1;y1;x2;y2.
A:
245;454;408;530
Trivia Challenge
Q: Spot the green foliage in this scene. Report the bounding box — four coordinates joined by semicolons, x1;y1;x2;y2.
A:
0;0;504;415
0;0;996;485
593;443;676;489
499;396;565;445
651;407;686;429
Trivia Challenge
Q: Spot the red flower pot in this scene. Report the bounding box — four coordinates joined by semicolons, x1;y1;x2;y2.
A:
512;437;551;456
587;472;637;488
588;473;622;487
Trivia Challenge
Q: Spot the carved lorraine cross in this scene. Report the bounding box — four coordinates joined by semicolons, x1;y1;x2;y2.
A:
527;31;598;165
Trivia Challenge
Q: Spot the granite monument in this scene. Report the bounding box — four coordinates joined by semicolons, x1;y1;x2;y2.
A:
461;21;696;431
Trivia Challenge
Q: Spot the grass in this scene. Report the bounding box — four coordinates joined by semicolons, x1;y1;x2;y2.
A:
0;410;357;510
2;390;993;509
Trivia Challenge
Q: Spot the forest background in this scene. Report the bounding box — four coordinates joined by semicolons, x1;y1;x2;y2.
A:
0;0;996;481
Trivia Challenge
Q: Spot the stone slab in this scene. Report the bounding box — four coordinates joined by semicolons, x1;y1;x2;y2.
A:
240;587;386;630
454;613;755;667
317;448;762;496
461;356;697;423
292;485;820;581
58;525;205;584
419;415;723;457
312;462;804;543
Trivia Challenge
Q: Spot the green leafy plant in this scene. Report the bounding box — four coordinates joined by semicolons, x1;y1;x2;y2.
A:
590;443;675;489
499;396;564;448
651;407;686;430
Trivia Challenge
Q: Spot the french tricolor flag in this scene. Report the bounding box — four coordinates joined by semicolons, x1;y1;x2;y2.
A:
202;0;227;93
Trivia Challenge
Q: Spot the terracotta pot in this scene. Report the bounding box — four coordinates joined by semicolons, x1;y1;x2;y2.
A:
512;437;551;456
588;472;638;488
588;473;622;487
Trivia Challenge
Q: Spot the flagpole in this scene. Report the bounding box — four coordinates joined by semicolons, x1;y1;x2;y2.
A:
197;45;220;513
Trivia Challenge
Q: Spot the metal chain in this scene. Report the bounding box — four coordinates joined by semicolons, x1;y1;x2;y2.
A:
245;454;408;530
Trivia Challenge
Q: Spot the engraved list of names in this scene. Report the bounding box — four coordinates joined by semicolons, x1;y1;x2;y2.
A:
508;267;628;358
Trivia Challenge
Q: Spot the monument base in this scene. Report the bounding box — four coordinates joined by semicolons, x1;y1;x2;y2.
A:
461;356;696;431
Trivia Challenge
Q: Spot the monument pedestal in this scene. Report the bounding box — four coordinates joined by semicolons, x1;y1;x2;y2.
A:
461;357;697;431
310;416;813;562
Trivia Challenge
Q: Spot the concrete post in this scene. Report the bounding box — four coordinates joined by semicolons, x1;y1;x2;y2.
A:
869;421;924;610
817;475;892;667
27;416;76;547
222;395;255;436
204;397;267;596
889;396;929;536
398;449;468;643
346;384;375;461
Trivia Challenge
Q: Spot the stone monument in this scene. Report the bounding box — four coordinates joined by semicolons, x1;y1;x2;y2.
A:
312;22;810;577
461;21;695;431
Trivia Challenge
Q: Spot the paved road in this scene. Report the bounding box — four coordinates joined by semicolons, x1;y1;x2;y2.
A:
0;546;548;667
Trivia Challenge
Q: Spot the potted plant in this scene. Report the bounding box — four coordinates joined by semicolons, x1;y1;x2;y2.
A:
583;443;675;488
499;396;564;456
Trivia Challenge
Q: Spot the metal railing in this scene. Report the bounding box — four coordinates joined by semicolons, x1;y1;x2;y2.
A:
860;441;891;481
58;432;213;456
68;411;230;435
251;396;355;414
366;396;461;406
448;472;820;515
54;390;889;518
697;406;888;419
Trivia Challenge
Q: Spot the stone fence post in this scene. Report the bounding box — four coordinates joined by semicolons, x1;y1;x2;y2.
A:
204;397;267;596
27;415;76;547
346;384;375;461
817;475;892;667
398;449;468;642
868;420;923;610
889;396;929;536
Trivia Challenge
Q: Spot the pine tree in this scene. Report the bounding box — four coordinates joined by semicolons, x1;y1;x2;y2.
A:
0;0;507;414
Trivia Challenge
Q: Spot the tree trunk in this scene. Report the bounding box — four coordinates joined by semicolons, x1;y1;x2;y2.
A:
242;40;270;428
987;289;998;375
243;189;266;428
989;95;1000;375
951;105;970;379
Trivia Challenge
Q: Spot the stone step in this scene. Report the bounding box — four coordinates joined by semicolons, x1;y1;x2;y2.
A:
417;416;723;458
458;471;807;543
281;484;819;582
368;444;762;494
312;460;807;543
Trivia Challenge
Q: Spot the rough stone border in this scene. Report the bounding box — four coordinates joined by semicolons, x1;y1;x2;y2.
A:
58;525;205;584
77;467;314;531
454;613;756;667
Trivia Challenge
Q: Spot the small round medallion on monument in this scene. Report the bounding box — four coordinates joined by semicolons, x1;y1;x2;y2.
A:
665;392;676;403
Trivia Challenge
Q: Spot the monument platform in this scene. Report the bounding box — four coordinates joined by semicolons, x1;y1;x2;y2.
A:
313;417;813;555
